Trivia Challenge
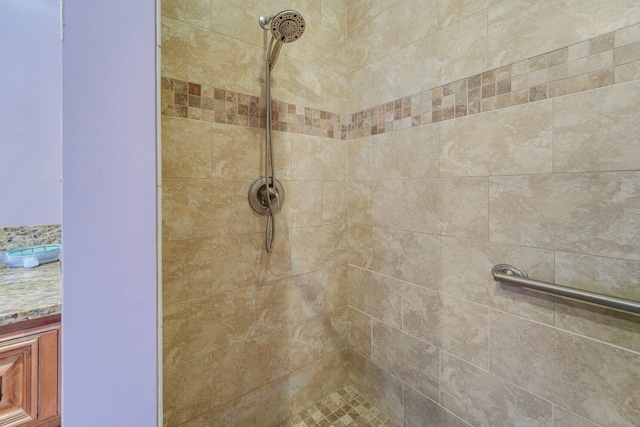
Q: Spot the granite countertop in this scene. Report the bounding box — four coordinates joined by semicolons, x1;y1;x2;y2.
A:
0;261;61;326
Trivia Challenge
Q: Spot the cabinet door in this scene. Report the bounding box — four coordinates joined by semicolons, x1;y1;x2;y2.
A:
0;336;38;427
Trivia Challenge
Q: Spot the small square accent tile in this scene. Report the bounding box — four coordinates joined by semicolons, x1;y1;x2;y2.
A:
281;385;399;427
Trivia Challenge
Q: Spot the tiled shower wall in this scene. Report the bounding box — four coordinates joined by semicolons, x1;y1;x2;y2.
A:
346;0;640;426
161;0;640;426
160;1;351;426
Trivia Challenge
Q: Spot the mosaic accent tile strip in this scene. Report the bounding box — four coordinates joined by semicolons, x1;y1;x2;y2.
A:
161;77;346;139
161;26;640;141
280;385;398;427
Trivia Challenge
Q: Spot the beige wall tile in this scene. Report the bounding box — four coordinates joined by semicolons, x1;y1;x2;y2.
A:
348;49;404;112
555;252;640;301
291;223;349;275
321;180;348;224
348;223;373;268
290;309;348;370
441;353;552;427
212;327;291;406
370;0;438;62
347;181;374;225
615;60;640;83
269;54;324;109
288;359;327;416
371;320;440;401
253;374;292;427
348;20;372;73
284;180;323;228
489;172;640;261
371;125;439;179
439;0;501;29
555;252;640;353
553;406;599;427
616;23;640;47
162;238;213;306
439;101;553;177
440;237;555;323
403;284;490;367
163;179;259;240
348;266;403;329
202;391;257;427
163;354;213;427
348;137;371;181
322;348;350;394
162;0;211;29
209;0;262;46
488;0;640;68
401;12;487;96
162;17;258;95
211;232;292;292
615;41;640;65
256;277;303;334
347;0;371;34
322;0;347;34
404;386;471;427
348;350;404;424
371;227;440;289
210;122;269;180
163;287;256;366
348;306;372;358
290;134;348;181
491;311;640;426
371;179;439;233
438;177;488;239
553;80;640;172
162;117;212;179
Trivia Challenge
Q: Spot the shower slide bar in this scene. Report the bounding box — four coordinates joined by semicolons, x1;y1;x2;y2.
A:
492;264;640;315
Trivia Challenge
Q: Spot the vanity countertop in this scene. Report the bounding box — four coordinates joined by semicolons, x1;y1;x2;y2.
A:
0;261;61;326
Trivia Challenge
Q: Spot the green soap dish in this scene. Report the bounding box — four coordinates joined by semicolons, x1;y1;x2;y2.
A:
0;244;61;268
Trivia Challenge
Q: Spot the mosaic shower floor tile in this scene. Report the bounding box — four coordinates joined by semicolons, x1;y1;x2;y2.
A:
280;384;398;427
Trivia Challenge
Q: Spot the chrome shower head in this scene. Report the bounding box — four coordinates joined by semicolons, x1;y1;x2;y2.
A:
270;10;305;42
259;10;305;70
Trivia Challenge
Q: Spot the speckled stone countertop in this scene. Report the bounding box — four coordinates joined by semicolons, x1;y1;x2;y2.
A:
0;261;61;326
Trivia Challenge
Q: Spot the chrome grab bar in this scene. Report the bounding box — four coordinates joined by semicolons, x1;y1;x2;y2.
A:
492;264;640;315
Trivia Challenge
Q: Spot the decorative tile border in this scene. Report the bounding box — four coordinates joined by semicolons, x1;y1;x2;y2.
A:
162;25;640;141
161;77;346;139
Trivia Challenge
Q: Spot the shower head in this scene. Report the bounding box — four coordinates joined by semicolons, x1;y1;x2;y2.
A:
259;10;305;70
270;10;305;42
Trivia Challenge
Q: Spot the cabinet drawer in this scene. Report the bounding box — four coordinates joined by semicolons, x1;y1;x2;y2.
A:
0;324;60;427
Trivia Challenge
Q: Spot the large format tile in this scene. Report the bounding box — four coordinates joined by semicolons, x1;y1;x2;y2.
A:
348;266;403;329
439;0;502;29
212;327;291;406
439;101;553;177
164;354;213;427
163;287;256;366
371;227;440;289
553;406;599;427
348;306;372;358
403;284;490;367
491;311;640;426
489;172;640;261
162;0;211;29
441;353;552;427
440;237;555;323
291;224;349;275
162;17;258;95
162;117;211;179
438;177;489;239
401;12;487;95
348;350;404;425
488;0;640;68
371;125;439;179
553;80;640;172
371;320;440;401
369;0;438;62
210;122;266;180
404;386;471;427
162;238;213;306
289;309;348;370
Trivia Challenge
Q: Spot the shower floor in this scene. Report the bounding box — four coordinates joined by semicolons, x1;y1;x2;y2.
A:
280;385;398;427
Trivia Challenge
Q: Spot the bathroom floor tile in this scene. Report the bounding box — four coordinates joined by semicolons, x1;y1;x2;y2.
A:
280;384;398;427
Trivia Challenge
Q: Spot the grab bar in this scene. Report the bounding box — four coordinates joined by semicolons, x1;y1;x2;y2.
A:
492;264;640;315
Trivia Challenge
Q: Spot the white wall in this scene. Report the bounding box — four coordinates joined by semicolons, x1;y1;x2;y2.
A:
0;0;61;227
62;0;158;425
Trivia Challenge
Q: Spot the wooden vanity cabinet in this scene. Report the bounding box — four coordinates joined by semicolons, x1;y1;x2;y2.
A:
0;316;60;427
